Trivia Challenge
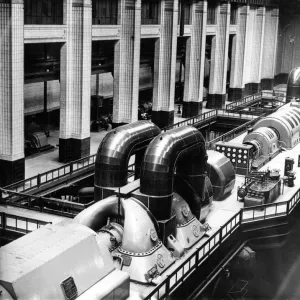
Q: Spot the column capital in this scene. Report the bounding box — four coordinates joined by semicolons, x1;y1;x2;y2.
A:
135;0;141;9
72;0;92;7
12;0;24;4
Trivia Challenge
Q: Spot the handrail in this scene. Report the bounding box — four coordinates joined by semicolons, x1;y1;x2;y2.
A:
144;212;241;300
2;98;270;196
1;110;218;194
3;154;97;194
206;113;265;150
144;184;300;300
0;188;87;217
3;109;261;195
0;212;51;234
162;110;218;132
2;164;300;300
226;92;262;111
226;91;286;112
2;180;300;300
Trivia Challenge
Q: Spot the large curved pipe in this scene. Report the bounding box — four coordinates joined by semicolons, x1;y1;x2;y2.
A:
140;126;207;220
121;198;160;253
94;121;161;198
287;67;300;102
174;173;202;219
73;195;160;252
73;195;122;231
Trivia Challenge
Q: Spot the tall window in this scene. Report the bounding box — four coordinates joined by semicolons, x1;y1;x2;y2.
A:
230;3;238;25
92;0;118;25
141;0;159;25
207;1;216;25
24;0;63;24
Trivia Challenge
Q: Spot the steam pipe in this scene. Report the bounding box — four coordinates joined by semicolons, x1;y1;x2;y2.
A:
140;126;207;220
174;173;202;219
73;195;122;231
121;198;160;254
287;67;300;102
94;121;161;197
73;196;160;254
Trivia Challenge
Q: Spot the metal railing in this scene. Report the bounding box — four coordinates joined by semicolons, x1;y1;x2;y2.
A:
145;185;300;300
206;114;265;150
261;90;284;98
241;201;288;222
163;109;256;133
163;110;218;132
144;213;241;300
226;91;286;112
226;92;262;111
3;154;97;195
216;109;259;120
0;212;51;234
0;189;91;218
3;109;261;195
2;180;300;299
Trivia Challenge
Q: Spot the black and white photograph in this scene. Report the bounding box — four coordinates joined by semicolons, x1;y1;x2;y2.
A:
1;0;300;299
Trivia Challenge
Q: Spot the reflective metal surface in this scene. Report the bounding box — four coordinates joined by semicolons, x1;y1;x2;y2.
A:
243;127;279;156
95;121;161;188
0;284;13;300
201;176;213;222
121;198;160;254
140;126;207;220
174;173;202;220
97;222;124;252
112;198;175;284
172;193;205;249
287;67;300;102
253;103;300;149
73;195;122;231
207;150;236;201
172;192;194;225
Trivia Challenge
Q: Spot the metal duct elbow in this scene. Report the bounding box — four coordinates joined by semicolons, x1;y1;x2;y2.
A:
287;67;300;102
120;198;160;254
73;195;122;231
95;121;161;189
140;126;207;220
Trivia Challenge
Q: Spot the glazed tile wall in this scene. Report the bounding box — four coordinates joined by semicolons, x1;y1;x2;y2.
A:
184;0;207;103
209;2;230;95
0;1;24;161
152;0;178;112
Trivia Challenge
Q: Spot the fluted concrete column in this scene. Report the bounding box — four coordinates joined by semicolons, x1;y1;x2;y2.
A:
228;5;250;101
59;0;92;162
0;0;24;187
229;5;249;101
244;6;265;95
152;0;179;128
182;0;207;118
207;2;230;109
261;7;279;90
113;0;141;127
